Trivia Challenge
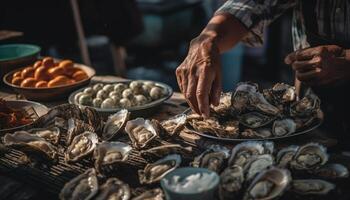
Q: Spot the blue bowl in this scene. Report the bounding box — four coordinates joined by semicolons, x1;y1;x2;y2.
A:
160;167;220;200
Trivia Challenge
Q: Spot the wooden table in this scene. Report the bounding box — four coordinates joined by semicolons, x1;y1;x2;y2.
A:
1;76;349;200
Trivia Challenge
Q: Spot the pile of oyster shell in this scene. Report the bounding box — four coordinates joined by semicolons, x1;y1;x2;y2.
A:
74;81;168;109
186;82;323;139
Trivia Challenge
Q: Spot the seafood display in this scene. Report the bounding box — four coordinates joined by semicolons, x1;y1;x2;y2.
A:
0;98;34;129
73;81;169;109
186;82;323;140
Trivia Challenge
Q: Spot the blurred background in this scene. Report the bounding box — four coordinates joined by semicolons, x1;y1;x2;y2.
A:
1;0;295;91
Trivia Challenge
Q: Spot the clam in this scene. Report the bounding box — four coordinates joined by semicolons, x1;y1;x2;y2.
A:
125;118;158;149
272;118;296;137
140;144;193;162
94;178;131;200
244;154;274;181
93;141;132;174
59;168;98;200
149;86;165;100
290;143;328;170
192;145;230;173
291;179;335;195
3;131;57;161
66;118;95;145
276;145;299;168
132;188;164;200
312;163;349;179
27;127;60;144
138;154;181;184
243;167;291;200
239;112;274;129
65;131;99;163
219;165;244;199
228;141;265;167
102;109;130;140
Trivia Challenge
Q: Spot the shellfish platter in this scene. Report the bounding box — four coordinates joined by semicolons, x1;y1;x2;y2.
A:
0;101;349;200
185;82;324;141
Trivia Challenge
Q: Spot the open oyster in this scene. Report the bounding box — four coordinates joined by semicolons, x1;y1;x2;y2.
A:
263;83;296;105
160;114;187;137
243;167;291;200
290;143;328;170
239;112;274;129
66;118;95;145
65;131;98;163
27;127;60;145
290;93;320;117
192;145;230;173
276;145;299;168
140;144;193;162
138;154;181;184
59;168;98;200
312;163;349;179
219;165;244;199
125;118;158;149
231;82;258;113
102;109;130;141
3;131;57;161
245;154;274;181
241;128;272;139
211;92;234;117
228;141;265;167
291;179;335;195
132;188;164;200
272;118;296;137
94;178;131;200
249;92;281;116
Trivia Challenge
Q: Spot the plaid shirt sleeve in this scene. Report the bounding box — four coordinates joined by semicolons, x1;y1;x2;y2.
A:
215;0;297;47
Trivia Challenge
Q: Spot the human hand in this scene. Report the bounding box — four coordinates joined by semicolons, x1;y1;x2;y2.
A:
176;35;222;118
285;45;350;86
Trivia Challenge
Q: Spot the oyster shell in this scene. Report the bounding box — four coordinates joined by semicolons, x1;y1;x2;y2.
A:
93;141;132;173
3;131;57;161
290;143;328;170
290;93;320;117
241;128;272;139
272;118;296;137
263;83;296;105
94;178;131;200
66;118;95;145
228;141;265;167
244;167;291;200
244;154;274;181
102;109;130;140
291;179;335;195
192;145;230;173
27;127;60;144
276;145;299;168
219;165;244;199
138;154;181;184
249;92;281;116
160;114;187;137
59;168;98;200
65;131;99;163
239;112;274;129
125;118;158;149
211;92;234;117
132;188;164;200
140;144;193;162
312;163;349;179
231;82;258;113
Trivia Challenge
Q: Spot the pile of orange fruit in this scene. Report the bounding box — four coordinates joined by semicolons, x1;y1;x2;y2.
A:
11;57;88;88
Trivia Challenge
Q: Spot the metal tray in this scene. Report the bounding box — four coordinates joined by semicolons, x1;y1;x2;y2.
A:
68;80;173;118
183;108;323;142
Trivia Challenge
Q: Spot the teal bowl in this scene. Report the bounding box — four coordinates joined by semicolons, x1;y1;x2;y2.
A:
160;167;220;200
0;44;41;81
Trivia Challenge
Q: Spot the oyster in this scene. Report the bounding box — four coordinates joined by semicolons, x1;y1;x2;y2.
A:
276;145;299;168
312;163;349;179
245;154;274;181
65;131;98;163
94;178;131;200
272;118;296;137
125;118;158;149
140;144;193;162
228;141;265;167
132;188;164;200
219;165;244;199
290;93;320;117
291;179;335;195
244;167;291;200
263;83;296;105
102;109;130;141
231;82;258;113
160;114;187;137
211;92;234;117
248;92;281;116
138;154;181;184
59;168;98;200
93;141;132;173
290;143;328;170
27;127;60;144
192;145;230;173
241;128;272;139
239;112;274;129
66;118;95;145
3;131;57;161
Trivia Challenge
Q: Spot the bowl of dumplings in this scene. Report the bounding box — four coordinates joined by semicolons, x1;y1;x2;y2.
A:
68;80;173;117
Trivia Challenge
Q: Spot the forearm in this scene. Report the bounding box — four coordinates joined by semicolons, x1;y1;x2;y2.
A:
199;13;248;54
